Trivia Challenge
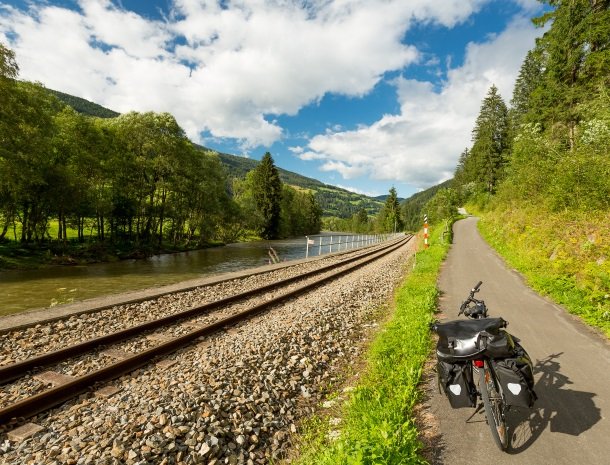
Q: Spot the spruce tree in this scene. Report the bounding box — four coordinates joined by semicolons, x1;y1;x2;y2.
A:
470;85;510;194
510;48;544;128
379;187;403;233
251;152;282;239
532;0;610;149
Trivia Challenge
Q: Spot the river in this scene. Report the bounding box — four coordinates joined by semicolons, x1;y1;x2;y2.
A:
0;234;371;316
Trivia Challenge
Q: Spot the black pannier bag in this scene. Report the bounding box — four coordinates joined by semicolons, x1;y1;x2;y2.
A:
493;343;537;408
437;360;476;408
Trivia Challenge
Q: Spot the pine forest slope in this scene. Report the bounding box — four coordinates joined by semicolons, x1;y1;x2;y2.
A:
49;89;120;118
401;179;452;231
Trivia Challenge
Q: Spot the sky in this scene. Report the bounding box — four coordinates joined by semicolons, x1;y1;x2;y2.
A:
0;0;546;199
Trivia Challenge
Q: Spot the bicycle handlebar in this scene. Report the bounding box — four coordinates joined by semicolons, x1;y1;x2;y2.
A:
459;281;486;318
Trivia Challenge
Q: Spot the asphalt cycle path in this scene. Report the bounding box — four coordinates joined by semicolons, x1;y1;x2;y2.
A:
428;216;610;464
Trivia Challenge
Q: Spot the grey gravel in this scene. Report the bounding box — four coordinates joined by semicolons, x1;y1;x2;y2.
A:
0;238;416;464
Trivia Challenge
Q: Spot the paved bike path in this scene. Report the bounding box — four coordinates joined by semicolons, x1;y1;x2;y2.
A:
428;216;610;464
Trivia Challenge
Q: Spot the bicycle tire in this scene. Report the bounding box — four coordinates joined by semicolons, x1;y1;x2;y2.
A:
479;361;509;451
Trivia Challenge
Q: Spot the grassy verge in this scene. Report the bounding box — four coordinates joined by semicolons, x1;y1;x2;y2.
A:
292;225;451;465
469;205;610;338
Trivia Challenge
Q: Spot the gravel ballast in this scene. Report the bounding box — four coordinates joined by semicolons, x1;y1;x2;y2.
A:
0;239;416;465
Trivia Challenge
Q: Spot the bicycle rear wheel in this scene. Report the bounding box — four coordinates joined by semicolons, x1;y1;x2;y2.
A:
479;361;508;451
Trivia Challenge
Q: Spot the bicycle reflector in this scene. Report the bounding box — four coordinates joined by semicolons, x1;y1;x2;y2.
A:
473;360;484;368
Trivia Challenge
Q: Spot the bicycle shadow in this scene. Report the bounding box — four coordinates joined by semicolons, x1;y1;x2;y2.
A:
508;352;601;453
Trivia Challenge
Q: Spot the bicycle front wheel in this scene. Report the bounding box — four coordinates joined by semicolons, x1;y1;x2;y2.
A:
479;361;508;451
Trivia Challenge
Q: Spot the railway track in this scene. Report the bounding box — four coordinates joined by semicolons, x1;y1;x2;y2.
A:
0;235;412;429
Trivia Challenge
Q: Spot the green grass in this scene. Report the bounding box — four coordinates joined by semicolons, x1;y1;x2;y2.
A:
293;225;450;465
473;206;610;338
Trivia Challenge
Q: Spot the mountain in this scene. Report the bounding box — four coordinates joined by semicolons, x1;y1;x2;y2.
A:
401;179;452;231
211;150;385;218
47;89;385;219
374;194;405;203
49;89;120;118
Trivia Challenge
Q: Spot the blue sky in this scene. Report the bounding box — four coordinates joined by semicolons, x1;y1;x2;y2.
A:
0;0;545;198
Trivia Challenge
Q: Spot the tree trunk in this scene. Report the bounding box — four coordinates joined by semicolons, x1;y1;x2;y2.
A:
158;188;166;246
20;204;29;242
0;221;8;240
57;212;63;241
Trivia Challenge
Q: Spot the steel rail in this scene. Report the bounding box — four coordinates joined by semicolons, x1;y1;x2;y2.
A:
0;235;412;426
0;235;408;385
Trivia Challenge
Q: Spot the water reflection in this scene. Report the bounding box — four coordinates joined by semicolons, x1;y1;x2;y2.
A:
0;237;312;315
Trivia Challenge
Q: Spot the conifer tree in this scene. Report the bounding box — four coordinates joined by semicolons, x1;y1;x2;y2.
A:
251;152;282;239
378;187;403;233
469;85;510;194
532;0;610;149
510;48;544;128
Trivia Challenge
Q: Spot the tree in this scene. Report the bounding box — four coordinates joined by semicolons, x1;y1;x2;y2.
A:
0;43;18;80
510;48;544;128
250;152;282;239
532;0;610;149
376;187;403;233
0;43;20;239
425;188;458;224
452;147;477;201
110;112;193;244
469;85;510;194
3;82;62;242
303;191;323;234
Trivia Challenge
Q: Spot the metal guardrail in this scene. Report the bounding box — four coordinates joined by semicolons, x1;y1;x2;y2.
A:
304;233;404;258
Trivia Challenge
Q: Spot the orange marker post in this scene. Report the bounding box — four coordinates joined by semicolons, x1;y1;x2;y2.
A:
424;214;429;249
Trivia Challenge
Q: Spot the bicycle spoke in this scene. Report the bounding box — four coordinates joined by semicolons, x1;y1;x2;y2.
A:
480;362;509;451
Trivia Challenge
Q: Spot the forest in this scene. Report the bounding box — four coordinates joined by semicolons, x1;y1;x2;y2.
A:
0;43;403;269
0;46;326;266
423;0;610;336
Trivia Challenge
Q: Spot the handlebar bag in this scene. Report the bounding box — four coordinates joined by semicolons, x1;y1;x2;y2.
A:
493;343;537;408
437;360;476;408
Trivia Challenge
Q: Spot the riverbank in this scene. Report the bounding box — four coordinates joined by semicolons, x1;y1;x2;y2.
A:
0;239;225;272
0;234;330;316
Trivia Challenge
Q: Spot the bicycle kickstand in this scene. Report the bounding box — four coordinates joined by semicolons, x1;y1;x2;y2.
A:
465;403;485;423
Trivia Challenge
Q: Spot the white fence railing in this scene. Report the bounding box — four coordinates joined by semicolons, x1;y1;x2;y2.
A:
304;233;403;258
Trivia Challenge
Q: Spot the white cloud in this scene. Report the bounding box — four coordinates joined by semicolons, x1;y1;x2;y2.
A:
300;15;543;189
336;184;378;197
0;0;488;148
511;0;543;13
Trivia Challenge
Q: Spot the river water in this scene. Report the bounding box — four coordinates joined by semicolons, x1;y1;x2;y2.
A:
0;234;372;316
0;237;314;316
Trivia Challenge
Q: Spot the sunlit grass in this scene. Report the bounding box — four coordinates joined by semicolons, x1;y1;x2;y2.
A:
293;225;450;464
474;206;610;338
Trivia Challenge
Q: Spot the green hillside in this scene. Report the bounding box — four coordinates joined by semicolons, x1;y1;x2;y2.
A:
209;150;385;218
48;89;120;118
401;179;452;231
47;90;385;219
